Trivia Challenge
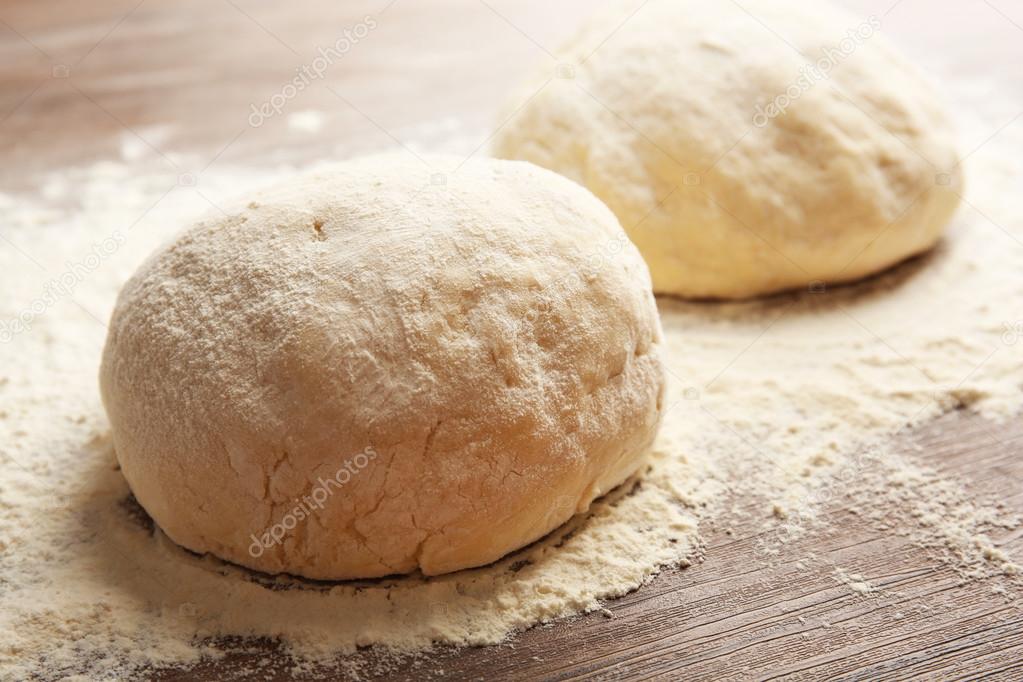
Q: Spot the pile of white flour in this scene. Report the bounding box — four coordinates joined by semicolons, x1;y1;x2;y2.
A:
1;81;1022;678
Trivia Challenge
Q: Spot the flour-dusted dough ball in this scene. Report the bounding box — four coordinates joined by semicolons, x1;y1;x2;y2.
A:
493;0;963;299
99;155;665;580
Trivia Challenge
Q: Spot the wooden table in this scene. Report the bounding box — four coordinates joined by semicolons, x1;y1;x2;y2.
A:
2;1;1022;679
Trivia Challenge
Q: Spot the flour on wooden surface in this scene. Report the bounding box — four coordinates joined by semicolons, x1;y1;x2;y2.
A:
834;569;876;595
1;85;1022;678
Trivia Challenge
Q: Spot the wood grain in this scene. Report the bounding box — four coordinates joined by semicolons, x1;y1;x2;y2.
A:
2;0;1022;679
147;411;1023;681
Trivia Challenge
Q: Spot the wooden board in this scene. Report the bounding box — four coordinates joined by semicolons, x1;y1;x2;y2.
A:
144;410;1023;681
2;1;1022;679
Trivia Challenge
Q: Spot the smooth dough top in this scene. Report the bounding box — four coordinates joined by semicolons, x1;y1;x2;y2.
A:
99;154;665;580
493;0;963;298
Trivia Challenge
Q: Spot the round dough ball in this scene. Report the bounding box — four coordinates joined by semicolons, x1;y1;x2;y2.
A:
493;0;963;299
99;154;665;580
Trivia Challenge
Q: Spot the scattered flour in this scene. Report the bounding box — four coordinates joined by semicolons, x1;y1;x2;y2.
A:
1;81;1023;678
834;568;876;595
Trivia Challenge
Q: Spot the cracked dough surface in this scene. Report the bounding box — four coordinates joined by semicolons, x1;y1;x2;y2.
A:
493;0;963;299
99;154;665;580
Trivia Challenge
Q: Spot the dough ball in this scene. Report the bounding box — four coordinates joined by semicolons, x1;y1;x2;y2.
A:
493;0;963;299
99;155;665;580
